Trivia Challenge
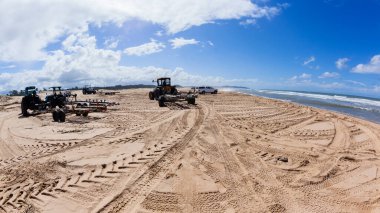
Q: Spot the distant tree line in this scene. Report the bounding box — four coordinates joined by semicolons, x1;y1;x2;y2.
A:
8;90;25;96
68;84;160;90
6;84;186;96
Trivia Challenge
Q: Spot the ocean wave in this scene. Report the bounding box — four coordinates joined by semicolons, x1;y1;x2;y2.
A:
258;90;380;108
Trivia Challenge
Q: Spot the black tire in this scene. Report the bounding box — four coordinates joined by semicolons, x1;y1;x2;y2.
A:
214;90;218;94
21;98;28;116
76;103;82;108
187;98;195;105
76;112;81;116
148;91;154;100
83;112;89;117
52;111;59;122
158;97;165;107
201;91;205;94
154;89;160;100
58;110;65;122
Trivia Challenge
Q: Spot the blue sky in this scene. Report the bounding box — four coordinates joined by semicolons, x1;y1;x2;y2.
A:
1;0;380;97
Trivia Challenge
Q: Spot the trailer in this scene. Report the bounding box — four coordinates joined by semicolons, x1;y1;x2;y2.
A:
98;90;120;95
157;93;196;107
72;108;90;117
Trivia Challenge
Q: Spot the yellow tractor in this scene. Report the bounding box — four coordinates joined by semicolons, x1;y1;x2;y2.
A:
148;77;196;107
149;77;178;100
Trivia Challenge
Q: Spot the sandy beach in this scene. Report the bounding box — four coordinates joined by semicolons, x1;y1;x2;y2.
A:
1;89;380;213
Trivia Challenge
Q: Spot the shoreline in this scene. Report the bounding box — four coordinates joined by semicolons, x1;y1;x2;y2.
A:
231;89;380;125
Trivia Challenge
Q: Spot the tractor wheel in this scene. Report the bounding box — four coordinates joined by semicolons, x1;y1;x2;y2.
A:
52;111;59;122
187;98;196;105
148;91;154;100
158;97;165;107
58;110;65;122
83;112;89;117
21;98;28;116
154;89;160;100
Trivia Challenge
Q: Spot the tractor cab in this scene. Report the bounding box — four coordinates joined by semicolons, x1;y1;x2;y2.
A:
156;77;175;94
21;86;43;116
50;86;62;95
156;78;171;87
149;77;178;100
25;86;38;96
45;86;66;108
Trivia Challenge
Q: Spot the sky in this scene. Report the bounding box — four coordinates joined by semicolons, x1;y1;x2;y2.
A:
1;0;380;97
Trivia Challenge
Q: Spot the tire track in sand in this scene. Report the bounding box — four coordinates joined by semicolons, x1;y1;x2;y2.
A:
94;106;204;213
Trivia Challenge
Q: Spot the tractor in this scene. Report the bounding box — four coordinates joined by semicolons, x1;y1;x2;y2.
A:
45;87;68;122
149;77;177;100
148;77;196;107
82;85;97;94
21;86;44;116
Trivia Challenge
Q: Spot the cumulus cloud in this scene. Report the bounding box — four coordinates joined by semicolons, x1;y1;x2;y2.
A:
318;72;340;79
124;39;165;56
104;38;119;49
352;54;380;74
0;0;283;61
335;57;349;69
0;33;256;92
169;37;199;49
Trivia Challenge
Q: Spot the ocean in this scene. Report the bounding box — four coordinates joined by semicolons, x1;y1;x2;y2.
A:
233;89;380;124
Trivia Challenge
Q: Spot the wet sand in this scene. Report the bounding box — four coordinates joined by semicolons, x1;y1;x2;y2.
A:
1;89;380;213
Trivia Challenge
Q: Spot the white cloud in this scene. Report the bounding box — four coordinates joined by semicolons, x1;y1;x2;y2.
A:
240;18;257;26
124;39;165;56
287;76;345;90
318;72;339;79
155;31;164;37
302;56;319;70
0;33;256;92
344;80;366;87
290;73;311;81
208;41;214;46
335;57;349;69
0;0;283;61
352;54;380;74
0;64;16;69
104;38;119;49
169;37;199;49
303;56;316;65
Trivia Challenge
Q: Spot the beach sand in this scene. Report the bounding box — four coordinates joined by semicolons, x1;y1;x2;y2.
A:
1;89;380;213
